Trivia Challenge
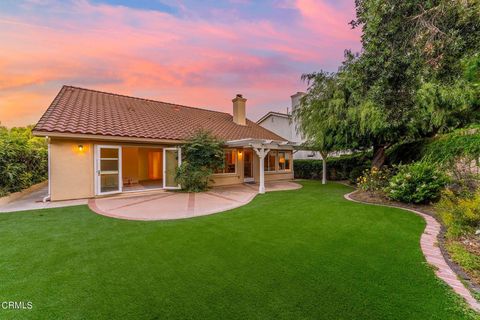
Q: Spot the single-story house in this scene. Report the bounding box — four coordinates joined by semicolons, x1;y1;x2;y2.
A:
33;86;295;201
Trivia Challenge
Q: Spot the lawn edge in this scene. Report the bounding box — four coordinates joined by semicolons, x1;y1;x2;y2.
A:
344;189;480;313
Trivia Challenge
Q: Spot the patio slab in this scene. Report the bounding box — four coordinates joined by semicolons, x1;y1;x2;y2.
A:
89;181;302;221
0;184;88;213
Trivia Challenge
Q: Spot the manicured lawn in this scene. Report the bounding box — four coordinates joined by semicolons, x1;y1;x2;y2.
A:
0;181;478;319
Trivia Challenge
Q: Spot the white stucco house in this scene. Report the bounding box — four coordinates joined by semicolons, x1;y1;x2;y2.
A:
257;92;323;160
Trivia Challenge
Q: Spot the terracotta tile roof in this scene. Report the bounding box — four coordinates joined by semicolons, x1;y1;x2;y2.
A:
34;86;286;141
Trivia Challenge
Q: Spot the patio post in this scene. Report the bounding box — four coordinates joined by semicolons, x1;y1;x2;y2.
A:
253;147;270;194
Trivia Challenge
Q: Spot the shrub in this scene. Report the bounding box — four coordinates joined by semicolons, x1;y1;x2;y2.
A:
385;162;449;204
175;164;212;193
436;188;480;237
0;125;47;196
175;130;224;192
357;167;394;194
293;152;371;181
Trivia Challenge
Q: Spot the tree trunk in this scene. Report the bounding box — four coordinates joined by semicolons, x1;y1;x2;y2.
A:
372;145;386;169
320;151;328;185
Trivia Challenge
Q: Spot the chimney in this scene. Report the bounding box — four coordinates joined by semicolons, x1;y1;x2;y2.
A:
232;94;247;125
290;92;306;111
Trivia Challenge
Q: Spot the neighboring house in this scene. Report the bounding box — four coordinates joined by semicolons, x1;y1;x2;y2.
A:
33;86;295;201
257;92;323;160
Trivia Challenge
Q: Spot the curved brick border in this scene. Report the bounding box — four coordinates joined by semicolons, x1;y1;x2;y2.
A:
344;190;480;312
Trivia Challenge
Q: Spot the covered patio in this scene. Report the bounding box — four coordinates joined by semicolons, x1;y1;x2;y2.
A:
226;138;296;194
88;181;301;221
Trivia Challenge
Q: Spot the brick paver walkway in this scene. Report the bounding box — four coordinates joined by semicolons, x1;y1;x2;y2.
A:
345;190;480;313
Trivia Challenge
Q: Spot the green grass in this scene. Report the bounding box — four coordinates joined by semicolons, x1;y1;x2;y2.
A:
0;181;478;319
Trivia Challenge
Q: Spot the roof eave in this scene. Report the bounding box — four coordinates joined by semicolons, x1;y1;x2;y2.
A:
32;130;186;144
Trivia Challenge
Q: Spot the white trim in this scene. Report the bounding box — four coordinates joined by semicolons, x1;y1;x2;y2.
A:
43;136;51;203
95;145;123;196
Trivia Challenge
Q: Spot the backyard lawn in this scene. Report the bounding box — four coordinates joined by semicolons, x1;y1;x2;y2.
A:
0;181;478;319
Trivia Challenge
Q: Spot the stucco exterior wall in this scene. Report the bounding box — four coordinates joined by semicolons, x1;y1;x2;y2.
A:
50;139;95;201
49;141;294;201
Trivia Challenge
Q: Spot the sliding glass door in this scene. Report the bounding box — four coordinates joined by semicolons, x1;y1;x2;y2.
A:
163;147;181;189
96;145;122;195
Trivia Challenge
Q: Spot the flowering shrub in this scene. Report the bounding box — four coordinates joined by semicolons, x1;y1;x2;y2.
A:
385;162;449;204
356;167;393;193
175;130;225;192
436;188;480;237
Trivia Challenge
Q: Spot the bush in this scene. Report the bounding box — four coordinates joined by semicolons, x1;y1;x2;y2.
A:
175;130;224;192
175;164;212;193
436;188;480;237
385;162;449;204
0;125;47;196
387;126;480;167
357;167;394;194
294;152;371;181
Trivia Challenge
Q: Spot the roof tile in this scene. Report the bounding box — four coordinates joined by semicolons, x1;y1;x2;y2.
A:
34;86;286;141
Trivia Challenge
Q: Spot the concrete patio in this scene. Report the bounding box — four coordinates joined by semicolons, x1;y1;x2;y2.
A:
89;181;302;221
0;184;88;213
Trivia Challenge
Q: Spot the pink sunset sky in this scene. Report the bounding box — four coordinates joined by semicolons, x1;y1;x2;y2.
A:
0;0;361;127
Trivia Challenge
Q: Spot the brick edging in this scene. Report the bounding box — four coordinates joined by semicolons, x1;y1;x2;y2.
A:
344;190;480;313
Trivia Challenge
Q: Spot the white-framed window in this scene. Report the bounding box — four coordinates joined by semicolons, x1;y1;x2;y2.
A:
215;149;237;174
264;151;277;172
278;151;291;171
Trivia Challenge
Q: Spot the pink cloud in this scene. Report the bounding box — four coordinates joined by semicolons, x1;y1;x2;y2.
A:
0;0;361;127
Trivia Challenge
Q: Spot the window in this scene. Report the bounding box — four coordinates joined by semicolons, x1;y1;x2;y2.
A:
215;149;236;174
264;151;277;172
278;151;291;171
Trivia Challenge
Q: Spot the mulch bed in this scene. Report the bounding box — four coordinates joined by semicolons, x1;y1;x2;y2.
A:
348;189;480;294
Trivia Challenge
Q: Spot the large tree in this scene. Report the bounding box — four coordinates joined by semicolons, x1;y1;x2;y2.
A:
297;0;480;169
348;0;480;167
294;71;360;184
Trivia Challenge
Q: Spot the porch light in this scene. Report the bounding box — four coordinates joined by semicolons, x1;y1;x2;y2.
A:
78;144;84;152
237;150;243;161
279;157;285;163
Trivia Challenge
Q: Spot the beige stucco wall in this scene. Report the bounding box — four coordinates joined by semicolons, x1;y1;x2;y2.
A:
50;139;95;201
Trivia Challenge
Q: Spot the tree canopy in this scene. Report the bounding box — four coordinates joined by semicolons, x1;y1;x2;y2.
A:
295;0;480;168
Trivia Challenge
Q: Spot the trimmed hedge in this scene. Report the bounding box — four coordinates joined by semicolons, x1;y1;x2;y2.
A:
294;153;371;182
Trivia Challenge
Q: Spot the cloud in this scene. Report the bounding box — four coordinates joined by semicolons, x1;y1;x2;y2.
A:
0;0;360;127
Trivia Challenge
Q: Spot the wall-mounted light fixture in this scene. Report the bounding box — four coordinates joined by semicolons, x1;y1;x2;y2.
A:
237;150;243;161
78;144;84;152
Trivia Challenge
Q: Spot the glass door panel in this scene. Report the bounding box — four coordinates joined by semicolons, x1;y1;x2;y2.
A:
244;149;254;182
96;146;122;195
163;148;181;189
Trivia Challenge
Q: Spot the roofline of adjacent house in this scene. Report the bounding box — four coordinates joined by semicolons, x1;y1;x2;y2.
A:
32;130;186;144
256;111;291;124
